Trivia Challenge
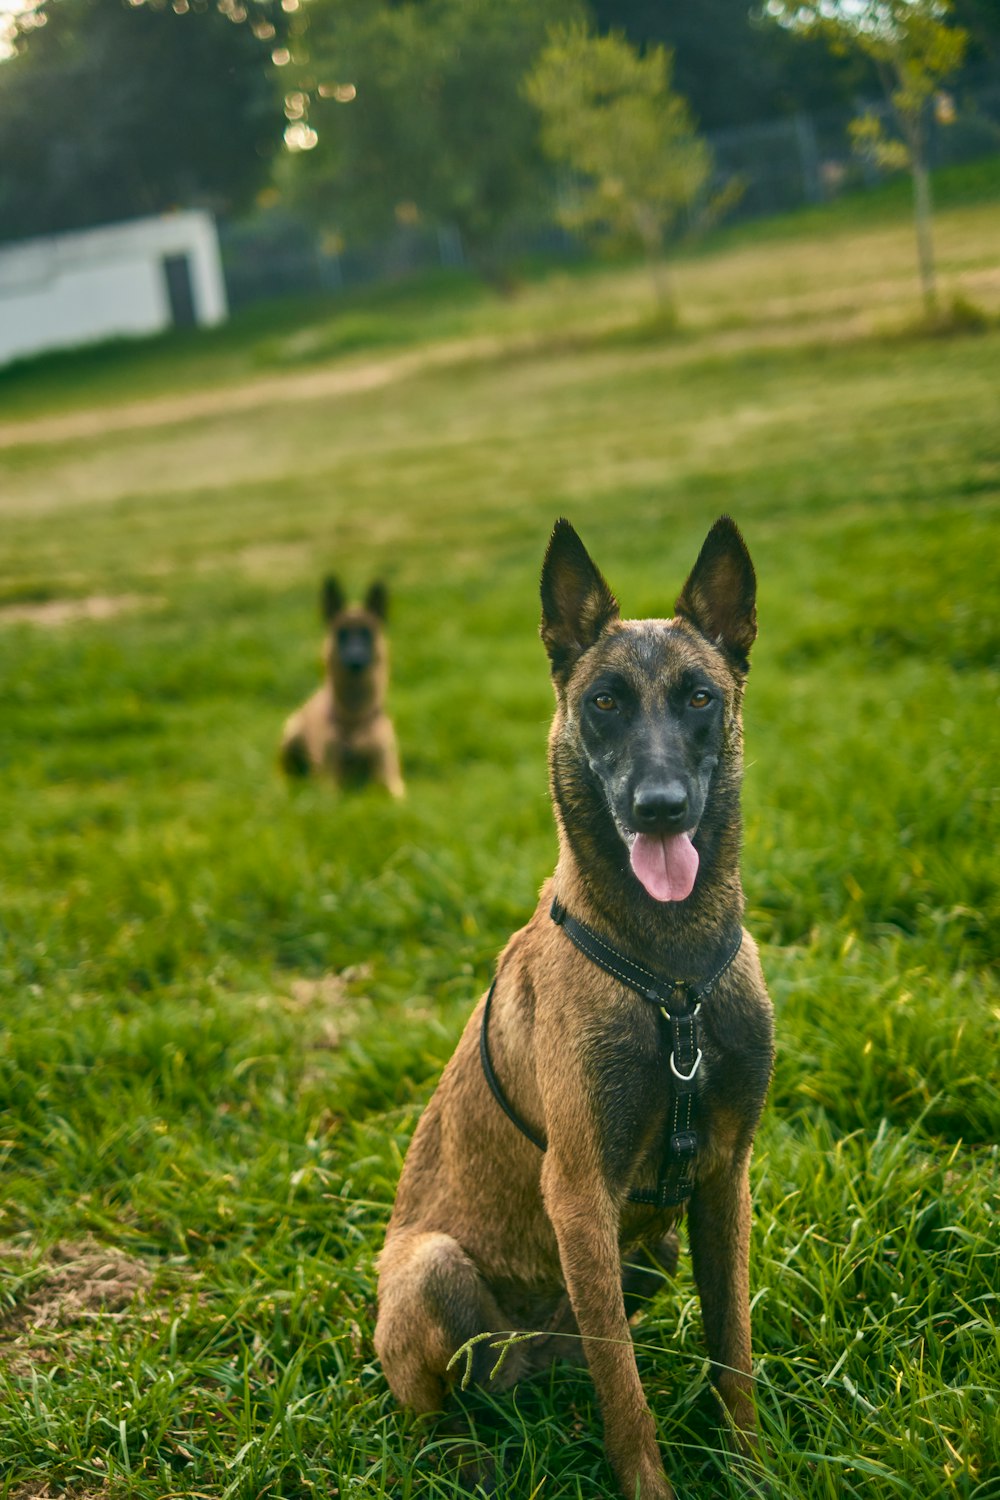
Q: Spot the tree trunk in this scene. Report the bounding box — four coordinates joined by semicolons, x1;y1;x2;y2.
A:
910;145;937;318
634;206;675;320
646;249;675;318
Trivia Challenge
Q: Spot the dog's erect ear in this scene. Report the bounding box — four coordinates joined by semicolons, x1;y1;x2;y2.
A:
365;581;388;621
674;516;757;669
321;576;345;621
540;519;619;680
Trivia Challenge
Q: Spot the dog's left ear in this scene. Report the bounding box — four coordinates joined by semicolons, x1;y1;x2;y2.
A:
540;519;620;681
365;581;388;620
675;516;757;670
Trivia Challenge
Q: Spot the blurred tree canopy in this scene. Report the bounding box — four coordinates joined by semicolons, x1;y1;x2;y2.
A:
0;0;287;243
950;0;1000;65
589;0;878;128
527;27;714;312
590;0;996;128
770;0;969;314
281;0;582;275
0;0;994;257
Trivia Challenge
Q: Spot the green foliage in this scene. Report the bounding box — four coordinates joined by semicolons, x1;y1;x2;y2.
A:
0;0;288;242
0;191;998;1496
850;110;913;171
770;0;970;311
770;0;968;153
527;27;713;306
952;0;1000;62
590;0;875;131
284;0;581;265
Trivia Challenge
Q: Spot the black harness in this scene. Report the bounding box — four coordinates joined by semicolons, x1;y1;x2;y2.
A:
479;898;743;1209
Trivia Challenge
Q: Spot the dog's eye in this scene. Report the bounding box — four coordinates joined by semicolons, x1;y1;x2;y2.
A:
689;689;712;709
593;693;617;712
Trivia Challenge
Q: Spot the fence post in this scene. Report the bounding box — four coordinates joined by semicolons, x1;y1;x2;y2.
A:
794;113;823;202
437;224;465;269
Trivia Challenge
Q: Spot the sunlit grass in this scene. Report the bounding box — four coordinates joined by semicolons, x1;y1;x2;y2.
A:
0;157;997;428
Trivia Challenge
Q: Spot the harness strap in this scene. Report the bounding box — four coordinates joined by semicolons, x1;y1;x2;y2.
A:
550;898;740;1011
478;903;743;1210
479;977;546;1151
627;1001;701;1207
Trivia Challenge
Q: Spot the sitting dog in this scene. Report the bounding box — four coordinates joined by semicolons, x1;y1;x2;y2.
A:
280;577;404;797
374;518;774;1499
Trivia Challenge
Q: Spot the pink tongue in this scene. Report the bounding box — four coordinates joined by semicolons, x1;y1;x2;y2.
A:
630;832;699;902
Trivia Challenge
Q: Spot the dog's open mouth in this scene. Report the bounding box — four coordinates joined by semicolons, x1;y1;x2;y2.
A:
617;825;700;903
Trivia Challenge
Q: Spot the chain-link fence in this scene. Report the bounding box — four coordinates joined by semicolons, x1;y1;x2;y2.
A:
704;72;1000;219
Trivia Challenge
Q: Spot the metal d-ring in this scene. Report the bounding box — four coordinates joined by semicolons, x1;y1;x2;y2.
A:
670;1047;703;1081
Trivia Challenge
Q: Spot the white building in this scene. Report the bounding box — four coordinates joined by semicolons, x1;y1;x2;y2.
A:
0;210;228;368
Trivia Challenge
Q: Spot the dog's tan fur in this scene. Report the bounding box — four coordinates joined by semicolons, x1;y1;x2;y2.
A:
375;520;774;1499
280;578;404;797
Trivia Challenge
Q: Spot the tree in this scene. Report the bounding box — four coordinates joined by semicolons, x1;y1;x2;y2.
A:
769;0;969;316
283;0;581;279
950;0;1000;66
525;27;714;314
0;0;288;244
590;0;876;131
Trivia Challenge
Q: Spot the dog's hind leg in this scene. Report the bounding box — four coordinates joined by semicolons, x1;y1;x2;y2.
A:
280;732;311;777
375;1231;518;1412
279;707;312;777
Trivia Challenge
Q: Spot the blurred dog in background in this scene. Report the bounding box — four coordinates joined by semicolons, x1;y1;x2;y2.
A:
280;577;404;798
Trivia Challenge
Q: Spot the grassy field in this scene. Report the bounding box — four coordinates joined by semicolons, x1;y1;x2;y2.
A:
1;176;998;1499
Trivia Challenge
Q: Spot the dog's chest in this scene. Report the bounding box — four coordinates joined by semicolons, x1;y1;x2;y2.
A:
336;743;377;776
584;1012;736;1193
327;723;383;780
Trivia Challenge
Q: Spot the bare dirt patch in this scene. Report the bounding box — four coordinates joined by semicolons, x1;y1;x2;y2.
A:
278;963;374;1054
10;1487;109;1500
0;1239;154;1374
0;594;157;627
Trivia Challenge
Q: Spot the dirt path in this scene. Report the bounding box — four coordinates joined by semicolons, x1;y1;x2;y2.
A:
2;255;996;452
0;334;524;451
0;315;853;453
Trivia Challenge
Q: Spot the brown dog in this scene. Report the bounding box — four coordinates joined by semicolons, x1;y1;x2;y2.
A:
280;578;404;797
374;518;774;1498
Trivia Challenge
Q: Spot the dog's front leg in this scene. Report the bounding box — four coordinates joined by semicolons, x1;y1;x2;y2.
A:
688;1158;758;1452
542;1159;674;1500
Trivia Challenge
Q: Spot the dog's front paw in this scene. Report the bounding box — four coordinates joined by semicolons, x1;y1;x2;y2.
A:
617;1452;675;1500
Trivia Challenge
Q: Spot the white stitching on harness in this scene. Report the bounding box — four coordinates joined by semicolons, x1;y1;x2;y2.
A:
574;923;661;988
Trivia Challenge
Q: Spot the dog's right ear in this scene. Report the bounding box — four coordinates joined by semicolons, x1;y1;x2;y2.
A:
540;519;619;682
321;576;345;622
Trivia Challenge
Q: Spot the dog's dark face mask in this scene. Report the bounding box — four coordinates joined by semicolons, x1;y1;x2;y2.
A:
573;629;730;901
337;622;375;674
320;577;389;685
540;516;756;905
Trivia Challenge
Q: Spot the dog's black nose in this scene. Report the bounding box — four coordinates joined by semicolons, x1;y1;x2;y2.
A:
632;780;689;831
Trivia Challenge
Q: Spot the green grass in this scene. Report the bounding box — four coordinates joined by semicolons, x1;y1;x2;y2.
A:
0;182;998;1499
1;155;997;425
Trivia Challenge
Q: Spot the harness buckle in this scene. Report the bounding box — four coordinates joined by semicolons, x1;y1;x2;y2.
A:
669;1046;703;1082
669;1130;698;1159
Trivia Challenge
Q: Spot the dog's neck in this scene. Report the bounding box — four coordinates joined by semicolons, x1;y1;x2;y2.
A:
329;669;383;726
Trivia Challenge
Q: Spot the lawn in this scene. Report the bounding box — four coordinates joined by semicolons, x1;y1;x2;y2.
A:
0;178;998;1499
